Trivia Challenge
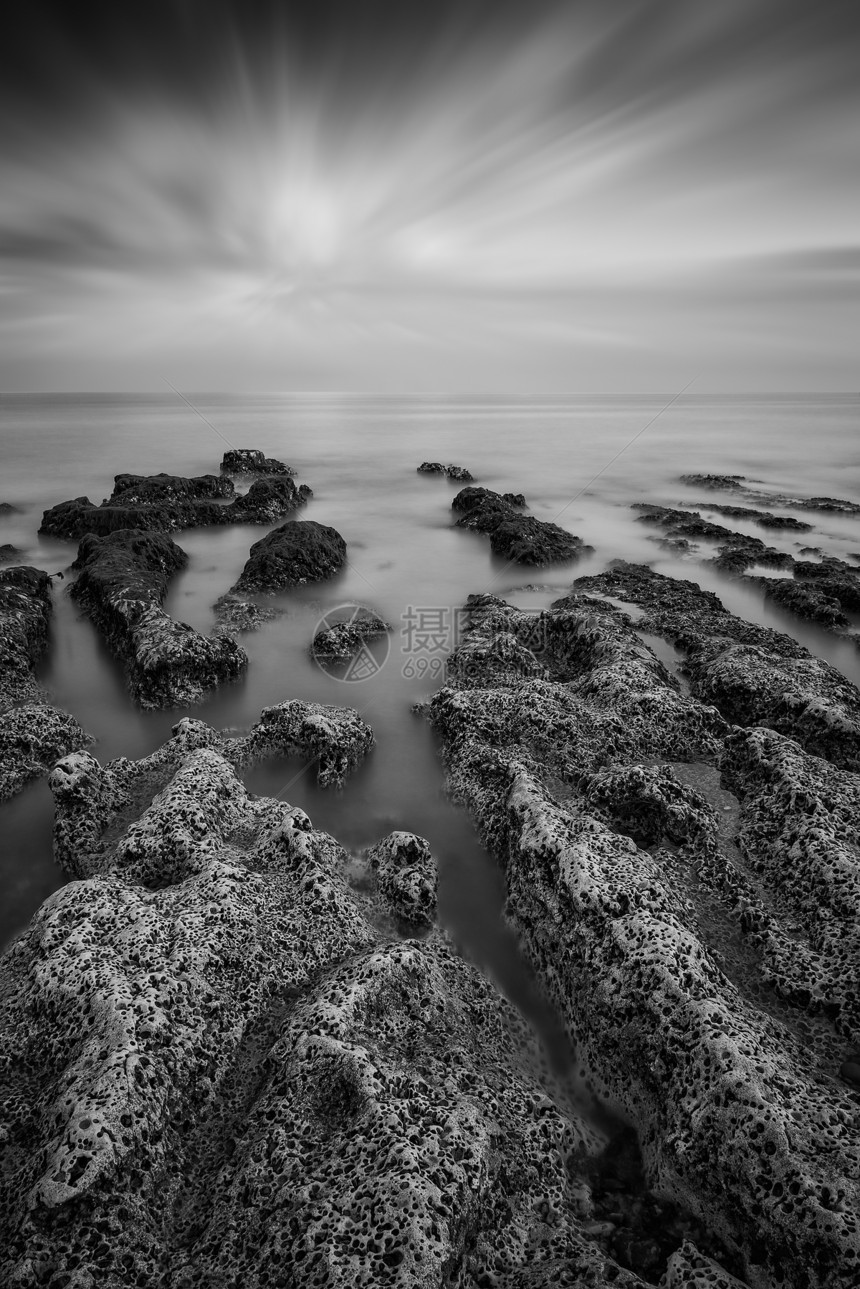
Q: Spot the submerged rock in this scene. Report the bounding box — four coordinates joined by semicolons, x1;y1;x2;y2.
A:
232;519;347;594
422;585;860;1287
220;448;295;475
683;501;813;531
453;486;589;566
70;529;247;709
0;543;23;563
0;565;90;800
680;474;860;517
235;699;374;789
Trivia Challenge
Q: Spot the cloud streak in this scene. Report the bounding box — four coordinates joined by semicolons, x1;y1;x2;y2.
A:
1;0;858;390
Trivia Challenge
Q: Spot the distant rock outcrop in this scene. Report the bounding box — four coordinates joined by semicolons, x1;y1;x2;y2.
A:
417;461;474;481
40;470;311;539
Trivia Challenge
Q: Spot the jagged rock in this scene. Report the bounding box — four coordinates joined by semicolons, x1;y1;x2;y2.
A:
575;563;860;771
634;505;793;573
0;726;681;1289
234;700;374;789
70;529;247;709
220;448;295;475
232;520;347;594
453;487;589;566
0;544;23;563
0;566;90;798
417;462;474;481
423;588;860;1287
311;611;390;663
365;831;437;925
40;472;311;539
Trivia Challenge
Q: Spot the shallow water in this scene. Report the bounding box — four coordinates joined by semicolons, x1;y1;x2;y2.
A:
1;392;858;1062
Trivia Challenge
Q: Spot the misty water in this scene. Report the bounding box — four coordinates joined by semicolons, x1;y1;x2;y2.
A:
1;392;858;1069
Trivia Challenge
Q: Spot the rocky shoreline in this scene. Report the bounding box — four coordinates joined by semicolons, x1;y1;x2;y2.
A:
0;455;858;1286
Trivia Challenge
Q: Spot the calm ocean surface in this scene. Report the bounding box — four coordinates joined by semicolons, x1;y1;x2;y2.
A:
1;392;858;1062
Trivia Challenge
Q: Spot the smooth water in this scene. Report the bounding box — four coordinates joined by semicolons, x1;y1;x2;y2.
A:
1;393;858;1060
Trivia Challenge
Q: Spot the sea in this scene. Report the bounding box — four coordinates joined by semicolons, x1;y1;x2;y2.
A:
1;392;858;1067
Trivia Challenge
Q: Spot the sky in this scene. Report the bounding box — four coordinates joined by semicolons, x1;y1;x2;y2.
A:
1;0;858;392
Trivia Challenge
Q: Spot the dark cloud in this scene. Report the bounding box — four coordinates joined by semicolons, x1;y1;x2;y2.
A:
0;0;857;388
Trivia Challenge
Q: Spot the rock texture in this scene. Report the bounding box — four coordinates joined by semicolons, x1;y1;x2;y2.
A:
417;462;474;481
220;448;295;475
232;520;347;594
0;716;718;1289
40;471;311;539
365;831;438;926
0;565;90;800
311;610;390;664
679;475;860;517
70;529;248;709
423;582;860;1288
452;487;589;566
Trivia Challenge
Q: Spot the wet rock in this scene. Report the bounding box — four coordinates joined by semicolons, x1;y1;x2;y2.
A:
211;593;282;636
417;461;474;480
220;448;295;475
1;727;657;1289
680;474;860;517
0;565;90;799
233;699;374;789
423;586;860;1287
232;519;347;594
0;544;23;563
365;831;438;926
576;563;860;771
686;502;813;532
634;505;793;573
311;611;390;663
70;529;247;709
453;487;589;566
40;472;310;539
748;576;849;628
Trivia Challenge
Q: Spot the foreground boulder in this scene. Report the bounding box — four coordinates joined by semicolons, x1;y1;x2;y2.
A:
422;589;860;1287
70;530;247;709
0;565;90;800
452;487;589;566
0;717;726;1289
232;520;347;594
40;471;311;539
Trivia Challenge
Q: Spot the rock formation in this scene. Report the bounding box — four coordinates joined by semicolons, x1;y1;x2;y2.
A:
70;529;248;709
452;487;590;566
0;565;90;800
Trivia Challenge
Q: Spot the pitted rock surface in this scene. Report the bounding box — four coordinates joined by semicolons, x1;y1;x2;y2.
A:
0;725;702;1289
233;700;374;789
423;588;860;1287
365;831;438;926
452;486;589;566
70;528;248;709
0;565;90;800
575;563;860;771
